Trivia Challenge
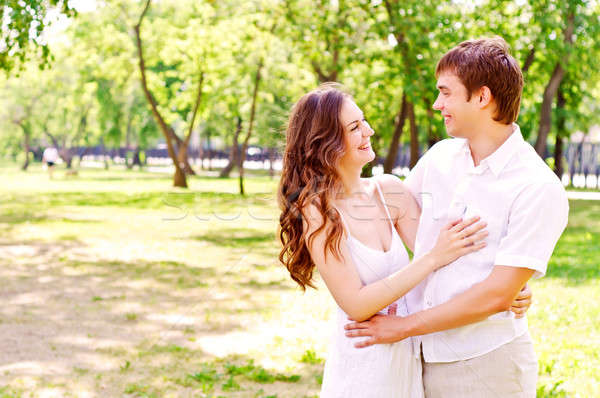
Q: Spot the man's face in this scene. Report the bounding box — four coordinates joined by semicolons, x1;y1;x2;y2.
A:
432;72;479;138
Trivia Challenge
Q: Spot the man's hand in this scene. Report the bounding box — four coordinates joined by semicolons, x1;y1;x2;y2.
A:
344;304;408;348
510;283;533;319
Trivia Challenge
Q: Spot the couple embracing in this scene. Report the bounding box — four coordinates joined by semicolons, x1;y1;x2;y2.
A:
278;37;568;397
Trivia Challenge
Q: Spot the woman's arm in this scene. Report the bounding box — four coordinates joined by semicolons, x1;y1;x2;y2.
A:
377;174;532;316
303;203;486;322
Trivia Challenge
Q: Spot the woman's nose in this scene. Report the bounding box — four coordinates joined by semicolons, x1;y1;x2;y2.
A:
362;120;374;136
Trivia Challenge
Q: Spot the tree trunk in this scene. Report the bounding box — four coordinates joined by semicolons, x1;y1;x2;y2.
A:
424;101;440;148
534;62;567;158
554;87;566;179
44;130;73;168
125;109;134;169
534;11;574;157
132;146;142;168
65;153;74;169
100;138;109;170
176;69;204;176
408;101;419;168
239;60;263;196
268;147;275;178
22;129;31;171
134;0;187;188
176;143;195;175
383;93;408;173
219;117;242;178
522;47;536;73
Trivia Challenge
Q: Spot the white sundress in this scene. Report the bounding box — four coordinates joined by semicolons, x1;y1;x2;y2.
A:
320;181;424;398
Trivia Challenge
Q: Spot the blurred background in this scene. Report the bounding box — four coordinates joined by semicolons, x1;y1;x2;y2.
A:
0;1;598;397
1;0;599;189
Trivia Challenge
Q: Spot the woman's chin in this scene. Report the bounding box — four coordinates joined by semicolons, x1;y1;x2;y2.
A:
360;151;376;165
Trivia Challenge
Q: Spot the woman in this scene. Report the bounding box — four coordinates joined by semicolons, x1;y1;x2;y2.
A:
278;85;529;397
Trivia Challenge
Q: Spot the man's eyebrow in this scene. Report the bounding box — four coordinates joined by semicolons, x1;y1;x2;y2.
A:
437;84;449;90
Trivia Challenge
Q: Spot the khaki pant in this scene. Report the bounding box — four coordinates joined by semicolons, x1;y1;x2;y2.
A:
422;332;538;398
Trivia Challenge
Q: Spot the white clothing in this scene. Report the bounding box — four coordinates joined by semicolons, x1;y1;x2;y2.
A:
43;147;59;163
320;180;424;398
404;124;569;363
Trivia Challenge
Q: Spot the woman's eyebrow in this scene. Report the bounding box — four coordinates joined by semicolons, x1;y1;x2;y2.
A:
345;114;364;127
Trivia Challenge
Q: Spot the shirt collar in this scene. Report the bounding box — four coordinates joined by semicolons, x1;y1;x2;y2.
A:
460;124;524;177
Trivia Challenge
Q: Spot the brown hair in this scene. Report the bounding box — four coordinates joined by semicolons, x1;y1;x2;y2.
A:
436;37;524;124
278;84;349;290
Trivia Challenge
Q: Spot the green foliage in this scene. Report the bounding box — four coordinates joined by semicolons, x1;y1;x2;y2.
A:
0;0;76;71
300;349;324;365
0;0;599;179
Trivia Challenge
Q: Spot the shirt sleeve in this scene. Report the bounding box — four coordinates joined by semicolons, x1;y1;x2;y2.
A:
494;180;569;278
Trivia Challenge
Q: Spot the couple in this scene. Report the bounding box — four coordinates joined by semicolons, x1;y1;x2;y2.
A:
278;37;569;397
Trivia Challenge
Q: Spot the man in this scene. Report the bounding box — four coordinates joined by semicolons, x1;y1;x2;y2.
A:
345;37;569;397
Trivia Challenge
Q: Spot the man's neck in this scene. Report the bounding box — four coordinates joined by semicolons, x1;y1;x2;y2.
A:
467;123;515;166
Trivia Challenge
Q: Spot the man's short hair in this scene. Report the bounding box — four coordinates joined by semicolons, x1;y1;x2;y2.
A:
436;37;523;124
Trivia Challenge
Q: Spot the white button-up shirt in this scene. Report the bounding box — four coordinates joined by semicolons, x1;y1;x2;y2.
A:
404;124;569;363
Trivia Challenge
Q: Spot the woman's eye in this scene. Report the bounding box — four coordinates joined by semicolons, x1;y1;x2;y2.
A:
351;125;359;131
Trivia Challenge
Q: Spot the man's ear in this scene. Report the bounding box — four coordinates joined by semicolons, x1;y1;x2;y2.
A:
476;86;493;109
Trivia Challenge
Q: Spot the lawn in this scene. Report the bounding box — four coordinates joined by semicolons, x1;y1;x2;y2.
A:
0;163;598;397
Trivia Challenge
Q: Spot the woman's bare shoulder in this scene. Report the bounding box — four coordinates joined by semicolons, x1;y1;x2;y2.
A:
372;173;409;196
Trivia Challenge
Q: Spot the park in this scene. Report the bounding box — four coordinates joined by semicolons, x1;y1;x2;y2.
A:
1;0;599;397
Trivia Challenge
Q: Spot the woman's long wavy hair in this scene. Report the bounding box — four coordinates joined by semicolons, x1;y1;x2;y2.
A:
278;84;350;290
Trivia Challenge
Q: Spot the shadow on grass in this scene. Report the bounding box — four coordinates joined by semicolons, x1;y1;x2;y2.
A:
192;228;276;248
0;346;321;397
1;249;315;397
0;239;87;265
1;190;275;212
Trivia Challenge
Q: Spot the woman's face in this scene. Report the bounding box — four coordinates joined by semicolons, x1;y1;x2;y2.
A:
338;98;375;169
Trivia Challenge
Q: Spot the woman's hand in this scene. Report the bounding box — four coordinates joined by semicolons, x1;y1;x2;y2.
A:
510;283;533;318
428;217;488;270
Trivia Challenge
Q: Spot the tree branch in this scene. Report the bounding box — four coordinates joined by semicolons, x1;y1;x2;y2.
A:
522;46;535;73
184;70;204;146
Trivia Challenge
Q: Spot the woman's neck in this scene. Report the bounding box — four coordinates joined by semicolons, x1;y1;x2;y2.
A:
336;164;369;201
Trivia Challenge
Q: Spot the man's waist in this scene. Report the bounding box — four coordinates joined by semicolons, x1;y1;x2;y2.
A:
419;316;528;363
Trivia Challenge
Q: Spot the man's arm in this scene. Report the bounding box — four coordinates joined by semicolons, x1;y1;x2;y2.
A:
345;175;568;348
345;265;533;347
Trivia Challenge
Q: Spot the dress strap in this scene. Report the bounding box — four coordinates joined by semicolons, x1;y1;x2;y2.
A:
374;179;395;231
333;205;351;237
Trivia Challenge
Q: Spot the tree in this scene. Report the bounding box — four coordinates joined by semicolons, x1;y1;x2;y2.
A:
134;0;210;187
0;0;75;71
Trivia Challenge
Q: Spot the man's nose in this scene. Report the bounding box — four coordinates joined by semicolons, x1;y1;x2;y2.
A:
433;98;442;111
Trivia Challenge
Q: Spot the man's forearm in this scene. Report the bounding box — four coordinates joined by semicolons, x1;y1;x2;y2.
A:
401;283;506;338
400;266;534;339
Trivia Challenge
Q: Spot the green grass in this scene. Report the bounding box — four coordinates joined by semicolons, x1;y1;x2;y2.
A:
0;162;598;397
